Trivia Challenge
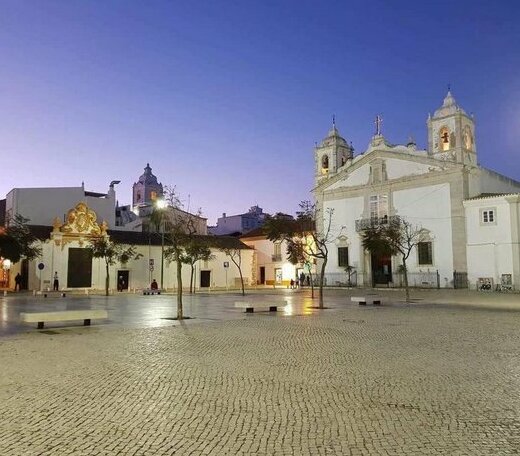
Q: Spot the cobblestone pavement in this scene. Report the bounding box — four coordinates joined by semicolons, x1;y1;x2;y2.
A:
1;296;520;455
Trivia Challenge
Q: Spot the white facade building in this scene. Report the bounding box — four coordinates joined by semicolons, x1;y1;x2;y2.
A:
464;194;520;290
314;92;520;288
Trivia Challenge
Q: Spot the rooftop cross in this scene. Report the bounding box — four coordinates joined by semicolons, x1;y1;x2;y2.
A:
374;115;383;136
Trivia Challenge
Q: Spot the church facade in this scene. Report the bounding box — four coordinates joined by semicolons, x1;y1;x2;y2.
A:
313;92;520;289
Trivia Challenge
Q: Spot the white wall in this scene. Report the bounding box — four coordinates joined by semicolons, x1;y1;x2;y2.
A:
6;187;116;228
464;197;517;289
29;241;253;291
385;158;436;180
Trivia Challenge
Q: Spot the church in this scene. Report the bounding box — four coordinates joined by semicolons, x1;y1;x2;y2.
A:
314;91;520;289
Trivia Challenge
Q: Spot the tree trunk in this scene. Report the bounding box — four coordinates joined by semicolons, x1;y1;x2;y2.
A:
238;267;245;296
402;259;410;303
190;264;194;294
308;269;315;299
318;259;327;308
105;261;110;297
176;257;183;319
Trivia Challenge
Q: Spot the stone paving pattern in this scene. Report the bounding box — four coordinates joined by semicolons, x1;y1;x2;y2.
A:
1;302;520;455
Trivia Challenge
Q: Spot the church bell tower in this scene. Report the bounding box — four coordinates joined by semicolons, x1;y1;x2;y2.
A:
315;118;353;184
427;90;476;166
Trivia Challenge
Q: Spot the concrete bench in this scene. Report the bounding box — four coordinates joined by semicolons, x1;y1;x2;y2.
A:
20;309;108;329
234;301;288;313
351;296;382;306
143;289;161;295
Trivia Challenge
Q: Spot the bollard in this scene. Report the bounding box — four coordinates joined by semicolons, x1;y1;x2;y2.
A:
61;293;66;298
33;290;36;296
44;293;47;298
3;290;6;297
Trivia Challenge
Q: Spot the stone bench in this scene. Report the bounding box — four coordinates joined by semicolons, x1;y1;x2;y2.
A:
143;289;161;295
351;296;382;306
234;301;288;313
20;309;108;329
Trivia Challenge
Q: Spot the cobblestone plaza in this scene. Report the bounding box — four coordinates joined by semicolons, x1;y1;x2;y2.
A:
1;290;519;455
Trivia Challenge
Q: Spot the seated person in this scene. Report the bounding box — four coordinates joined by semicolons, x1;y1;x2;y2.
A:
150;279;158;290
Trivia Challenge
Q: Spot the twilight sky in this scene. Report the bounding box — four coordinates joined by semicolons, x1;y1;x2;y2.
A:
1;0;519;225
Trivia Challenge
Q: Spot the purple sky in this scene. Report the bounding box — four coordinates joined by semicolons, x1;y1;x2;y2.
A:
1;1;520;225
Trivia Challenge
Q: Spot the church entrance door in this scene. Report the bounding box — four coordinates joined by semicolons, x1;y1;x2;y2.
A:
371;252;392;287
67;248;93;288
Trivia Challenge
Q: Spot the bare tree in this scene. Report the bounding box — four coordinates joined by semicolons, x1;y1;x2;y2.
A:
360;217;425;302
182;238;214;293
263;201;335;308
221;247;246;296
89;238;141;296
162;186;202;319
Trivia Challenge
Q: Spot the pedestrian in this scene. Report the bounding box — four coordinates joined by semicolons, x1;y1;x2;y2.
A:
53;271;59;291
290;279;294;289
151;279;158;290
118;275;125;292
14;273;22;292
306;274;310;287
299;272;305;287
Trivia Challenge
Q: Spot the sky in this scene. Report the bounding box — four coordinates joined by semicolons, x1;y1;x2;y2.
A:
1;0;520;225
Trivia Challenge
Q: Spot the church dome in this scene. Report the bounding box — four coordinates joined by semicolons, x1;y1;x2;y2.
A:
433;91;466;118
138;163;159;185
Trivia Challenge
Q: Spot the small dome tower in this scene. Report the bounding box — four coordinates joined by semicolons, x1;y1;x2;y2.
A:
315;118;354;183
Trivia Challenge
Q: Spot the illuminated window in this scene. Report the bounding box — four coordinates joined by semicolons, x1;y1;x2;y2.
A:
439;127;450;151
463;126;473;150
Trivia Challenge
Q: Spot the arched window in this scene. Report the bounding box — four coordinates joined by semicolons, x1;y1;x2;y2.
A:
439;127;450;151
321;155;329;174
463;126;473;150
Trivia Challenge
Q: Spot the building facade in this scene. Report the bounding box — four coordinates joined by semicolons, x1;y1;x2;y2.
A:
209;206;266;235
314;92;520;288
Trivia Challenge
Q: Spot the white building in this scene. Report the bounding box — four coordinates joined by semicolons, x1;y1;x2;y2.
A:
464;194;520;290
209;206;266;235
314;92;520;288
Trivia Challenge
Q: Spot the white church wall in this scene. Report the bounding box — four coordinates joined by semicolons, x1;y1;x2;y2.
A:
385;158;435;180
393;183;454;284
478;169;520;195
323;196;364;274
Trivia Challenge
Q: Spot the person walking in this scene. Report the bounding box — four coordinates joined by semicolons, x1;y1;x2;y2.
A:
14;273;22;292
53;272;59;291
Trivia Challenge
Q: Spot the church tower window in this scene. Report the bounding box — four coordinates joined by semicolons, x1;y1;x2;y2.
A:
439;127;450;151
321;155;329;174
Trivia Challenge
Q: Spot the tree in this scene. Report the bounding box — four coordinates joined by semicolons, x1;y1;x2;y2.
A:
345;265;356;287
162;186;202;319
88;237;141;296
0;214;42;263
182;238;214;293
221;246;246;296
360;217;425;303
263;201;335;308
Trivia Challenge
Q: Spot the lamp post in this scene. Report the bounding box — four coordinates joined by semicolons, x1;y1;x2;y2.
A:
156;199;167;290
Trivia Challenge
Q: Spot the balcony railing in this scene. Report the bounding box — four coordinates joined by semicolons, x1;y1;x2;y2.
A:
355;215;401;232
271;254;282;262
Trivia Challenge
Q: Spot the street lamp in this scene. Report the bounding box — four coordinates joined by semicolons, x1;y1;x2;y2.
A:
156;199;167;289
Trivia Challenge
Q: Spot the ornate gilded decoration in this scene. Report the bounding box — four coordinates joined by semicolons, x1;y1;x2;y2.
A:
61;203;102;235
51;202;107;250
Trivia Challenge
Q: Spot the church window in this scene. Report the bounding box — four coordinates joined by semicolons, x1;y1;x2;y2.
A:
338;247;349;267
417;242;433;265
321;155;329;174
481;209;496;224
136;192;141;202
439;127;450;151
369;194;388;220
463;127;473;150
151;191;157;201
